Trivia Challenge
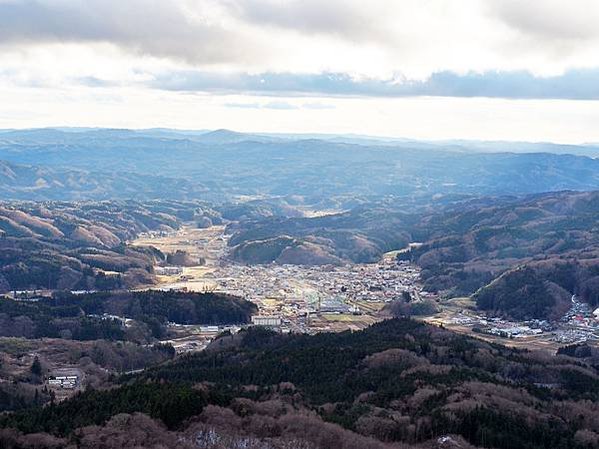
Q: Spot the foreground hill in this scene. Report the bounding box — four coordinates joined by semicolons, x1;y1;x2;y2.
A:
2;319;599;449
0;200;214;292
0;290;257;426
0;290;256;341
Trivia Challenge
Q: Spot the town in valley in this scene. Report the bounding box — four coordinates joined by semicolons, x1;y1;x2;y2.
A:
130;224;599;354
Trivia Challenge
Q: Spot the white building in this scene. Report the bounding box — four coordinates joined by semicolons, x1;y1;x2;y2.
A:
47;375;79;389
251;316;282;327
155;266;183;276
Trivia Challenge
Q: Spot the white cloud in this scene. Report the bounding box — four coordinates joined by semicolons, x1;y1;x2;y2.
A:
2;0;599;78
1;0;599;140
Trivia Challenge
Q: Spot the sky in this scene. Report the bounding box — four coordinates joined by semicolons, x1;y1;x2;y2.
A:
1;0;599;143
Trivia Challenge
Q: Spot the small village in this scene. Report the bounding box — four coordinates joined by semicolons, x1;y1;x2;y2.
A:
427;294;599;349
141;225;431;337
157;255;430;351
204;256;427;329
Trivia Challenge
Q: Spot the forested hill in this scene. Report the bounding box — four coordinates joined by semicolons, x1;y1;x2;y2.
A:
228;205;416;265
0;200;215;292
408;190;599;319
0;290;256;341
3;319;599;449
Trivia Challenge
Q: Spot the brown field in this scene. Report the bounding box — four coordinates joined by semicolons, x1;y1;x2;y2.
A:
311;313;382;332
132;225;227;291
131;225;227;266
353;300;387;314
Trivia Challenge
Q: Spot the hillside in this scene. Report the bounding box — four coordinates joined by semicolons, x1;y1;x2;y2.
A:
3;319;599;449
229;190;599;319
405;191;599;318
0;200;213;292
0;160;212;201
228;205;416;264
0;290;256;341
226;195;517;265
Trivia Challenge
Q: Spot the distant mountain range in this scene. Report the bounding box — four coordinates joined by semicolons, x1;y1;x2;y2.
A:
0;160;213;201
3;127;599;155
1;128;599;204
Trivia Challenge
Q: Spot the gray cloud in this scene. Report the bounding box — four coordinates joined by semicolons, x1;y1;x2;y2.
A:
416;70;599;100
488;0;599;41
0;0;260;64
0;0;400;63
148;69;599;100
223;0;391;43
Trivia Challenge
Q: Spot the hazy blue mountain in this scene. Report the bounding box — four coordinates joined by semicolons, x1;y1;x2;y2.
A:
1;128;599;204
0;159;214;201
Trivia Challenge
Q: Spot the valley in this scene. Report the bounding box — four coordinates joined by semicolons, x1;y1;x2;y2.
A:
6;2;599;445
131;224;426;336
3;130;599;449
132;222;599;353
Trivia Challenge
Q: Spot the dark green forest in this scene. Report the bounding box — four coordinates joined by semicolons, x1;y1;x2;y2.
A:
4;319;599;449
0;291;257;341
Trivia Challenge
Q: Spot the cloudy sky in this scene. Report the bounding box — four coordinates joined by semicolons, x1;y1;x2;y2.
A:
2;0;599;142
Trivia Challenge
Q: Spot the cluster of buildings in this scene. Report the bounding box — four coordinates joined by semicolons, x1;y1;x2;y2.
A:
314;259;426;303
474;320;544;339
251;316;283;327
553;296;599;343
3;290;53;302
164;323;242;353
561;296;597;325
88;313;134;327
46;369;82;390
198;256;429;332
442;295;599;346
134;230;177;240
209;257;422;301
449;313;547;338
155;266;183;276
